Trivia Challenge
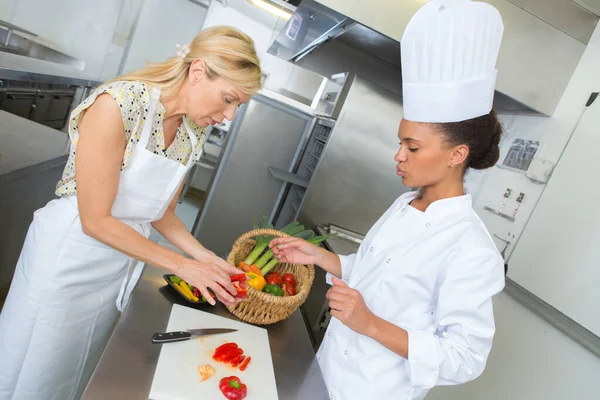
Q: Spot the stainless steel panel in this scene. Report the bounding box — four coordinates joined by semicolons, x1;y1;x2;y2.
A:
299;75;410;235
193;95;315;257
0;161;64;292
506;0;598;43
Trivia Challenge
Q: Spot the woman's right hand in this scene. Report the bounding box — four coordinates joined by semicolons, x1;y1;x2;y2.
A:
177;257;238;307
269;237;322;266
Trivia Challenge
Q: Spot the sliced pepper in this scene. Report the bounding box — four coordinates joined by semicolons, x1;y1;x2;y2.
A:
173;282;197;302
230;355;246;367
178;280;199;302
197;364;215;382
219;348;244;363
238;356;251;371
219;376;247;400
215;342;238;354
246;273;267;292
232;282;247;299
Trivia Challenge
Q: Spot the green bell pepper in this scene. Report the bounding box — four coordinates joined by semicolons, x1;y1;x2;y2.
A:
263;283;284;297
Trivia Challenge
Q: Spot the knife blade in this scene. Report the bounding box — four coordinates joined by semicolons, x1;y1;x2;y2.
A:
152;328;237;344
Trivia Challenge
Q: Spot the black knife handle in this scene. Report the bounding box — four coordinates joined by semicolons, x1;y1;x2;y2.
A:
152;331;192;344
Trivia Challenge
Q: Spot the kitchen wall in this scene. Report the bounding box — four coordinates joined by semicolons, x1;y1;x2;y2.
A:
2;0;125;79
428;20;600;400
119;0;207;75
471;19;600;261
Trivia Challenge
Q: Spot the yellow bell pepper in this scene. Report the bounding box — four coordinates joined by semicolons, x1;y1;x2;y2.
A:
246;273;267;292
177;280;199;302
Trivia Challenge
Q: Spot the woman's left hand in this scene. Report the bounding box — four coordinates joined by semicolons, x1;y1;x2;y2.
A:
327;278;374;336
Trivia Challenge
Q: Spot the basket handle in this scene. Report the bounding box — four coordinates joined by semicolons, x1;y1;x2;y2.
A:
232;228;291;249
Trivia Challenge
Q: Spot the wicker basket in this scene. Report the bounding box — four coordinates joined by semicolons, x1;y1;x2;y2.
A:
226;228;315;325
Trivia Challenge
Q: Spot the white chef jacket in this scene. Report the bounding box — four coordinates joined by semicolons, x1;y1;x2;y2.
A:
316;190;505;400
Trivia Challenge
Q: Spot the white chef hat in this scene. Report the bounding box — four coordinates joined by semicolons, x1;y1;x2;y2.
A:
401;0;504;123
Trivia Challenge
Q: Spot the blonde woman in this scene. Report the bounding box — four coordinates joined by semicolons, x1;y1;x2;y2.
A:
0;26;262;400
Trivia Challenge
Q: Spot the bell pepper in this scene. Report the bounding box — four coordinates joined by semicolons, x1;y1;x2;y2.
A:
238;356;251;371
218;348;244;363
197;364;215;382
219;376;247;400
215;342;238;354
230;354;246;367
246;273;267;292
263;283;284;297
230;274;247;299
174;281;198;302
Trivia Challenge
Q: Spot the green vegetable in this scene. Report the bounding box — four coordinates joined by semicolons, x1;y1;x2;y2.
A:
263;284;284;296
169;275;182;284
244;219;304;266
243;216;274;265
254;223;305;269
186;282;193;291
260;233;337;275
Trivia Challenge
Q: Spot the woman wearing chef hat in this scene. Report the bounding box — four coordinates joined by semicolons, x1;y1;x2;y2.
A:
0;26;261;400
270;1;505;399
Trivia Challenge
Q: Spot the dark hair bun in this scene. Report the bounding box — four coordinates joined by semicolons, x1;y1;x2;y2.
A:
437;109;503;171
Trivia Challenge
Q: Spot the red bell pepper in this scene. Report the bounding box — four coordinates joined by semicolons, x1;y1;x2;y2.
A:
230;354;246;367
238;356;251;371
218;348;244;363
214;342;238;354
230;274;247;299
219;376;247;400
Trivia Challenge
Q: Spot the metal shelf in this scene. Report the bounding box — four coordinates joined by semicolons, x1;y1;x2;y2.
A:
268;166;309;188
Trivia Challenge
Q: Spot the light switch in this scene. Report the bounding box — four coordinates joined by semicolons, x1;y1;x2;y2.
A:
526;158;555;183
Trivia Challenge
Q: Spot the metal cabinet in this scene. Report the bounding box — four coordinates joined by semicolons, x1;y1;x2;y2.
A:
0;80;75;130
2;90;36;118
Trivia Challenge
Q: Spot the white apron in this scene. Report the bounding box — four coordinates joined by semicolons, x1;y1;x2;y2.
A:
0;88;197;400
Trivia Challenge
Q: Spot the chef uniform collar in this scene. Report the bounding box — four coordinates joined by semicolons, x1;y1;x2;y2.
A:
403;190;473;220
401;0;504;123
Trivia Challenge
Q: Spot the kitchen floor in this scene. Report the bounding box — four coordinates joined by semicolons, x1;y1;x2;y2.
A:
149;189;205;253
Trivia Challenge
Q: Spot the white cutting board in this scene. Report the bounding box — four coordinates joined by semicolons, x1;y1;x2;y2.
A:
149;304;278;400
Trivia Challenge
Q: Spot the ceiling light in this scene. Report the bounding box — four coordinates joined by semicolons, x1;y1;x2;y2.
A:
248;0;293;20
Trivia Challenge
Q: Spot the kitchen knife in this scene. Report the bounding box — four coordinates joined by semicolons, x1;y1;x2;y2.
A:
152;328;237;344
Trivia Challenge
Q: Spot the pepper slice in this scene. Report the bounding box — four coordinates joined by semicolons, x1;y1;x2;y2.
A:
214;342;238;354
230;355;246;367
219;348;244;363
238;356;251;371
219;376;247;400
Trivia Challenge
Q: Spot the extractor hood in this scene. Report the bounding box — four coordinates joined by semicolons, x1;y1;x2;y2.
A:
268;0;599;117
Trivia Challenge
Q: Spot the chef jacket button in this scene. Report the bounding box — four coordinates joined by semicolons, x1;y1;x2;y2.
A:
369;247;374;251
426;222;431;227
386;259;391;263
344;350;348;355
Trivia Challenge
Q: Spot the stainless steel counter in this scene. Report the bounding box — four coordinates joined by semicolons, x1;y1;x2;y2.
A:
0;110;69;181
83;265;329;400
0;51;102;87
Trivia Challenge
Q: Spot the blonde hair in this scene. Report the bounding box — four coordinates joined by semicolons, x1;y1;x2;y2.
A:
108;26;262;96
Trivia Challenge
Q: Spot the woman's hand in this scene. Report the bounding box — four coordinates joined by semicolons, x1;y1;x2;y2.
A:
327;277;375;336
269;237;322;265
178;252;241;307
